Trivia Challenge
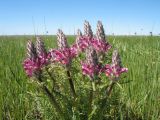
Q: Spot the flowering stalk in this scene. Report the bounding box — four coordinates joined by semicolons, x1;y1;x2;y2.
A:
23;40;40;77
23;40;64;118
36;36;60;92
82;23;101;113
104;49;128;95
36;36;49;64
104;50;128;81
96;21;106;42
81;46;100;116
56;29;76;98
95;49;128;119
96;21;111;61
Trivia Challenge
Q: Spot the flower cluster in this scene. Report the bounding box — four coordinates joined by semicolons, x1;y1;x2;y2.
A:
79;21;127;80
49;29;77;66
73;21;111;54
22;21;128;119
23;37;49;77
23;20;128;81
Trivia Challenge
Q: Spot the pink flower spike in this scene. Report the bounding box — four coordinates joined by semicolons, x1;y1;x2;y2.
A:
103;50;128;80
23;39;50;77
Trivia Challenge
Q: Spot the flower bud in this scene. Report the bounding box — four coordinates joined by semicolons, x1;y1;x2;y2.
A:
112;49;122;68
96;21;106;41
84;20;93;38
36;36;47;56
27;40;37;61
86;46;98;66
57;29;69;49
77;29;82;37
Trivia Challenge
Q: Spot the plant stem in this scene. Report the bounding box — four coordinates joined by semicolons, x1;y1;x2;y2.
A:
36;73;65;119
45;67;56;85
106;81;115;96
88;81;93;115
92;81;96;92
88;81;96;117
94;81;116;119
41;85;65;119
66;70;76;98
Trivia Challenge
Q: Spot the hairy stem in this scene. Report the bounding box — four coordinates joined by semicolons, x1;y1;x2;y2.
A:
96;81;116;119
88;81;96;117
88;82;93;115
92;81;96;92
66;70;76;98
106;81;115;96
45;67;59;92
36;73;64;119
41;85;64;119
45;67;56;85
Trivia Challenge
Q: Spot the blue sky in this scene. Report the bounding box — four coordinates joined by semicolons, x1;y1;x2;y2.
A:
0;0;160;35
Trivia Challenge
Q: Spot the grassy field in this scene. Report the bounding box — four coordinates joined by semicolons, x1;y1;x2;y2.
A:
0;35;159;120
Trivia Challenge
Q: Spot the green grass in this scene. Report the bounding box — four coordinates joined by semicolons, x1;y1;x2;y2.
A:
0;35;159;120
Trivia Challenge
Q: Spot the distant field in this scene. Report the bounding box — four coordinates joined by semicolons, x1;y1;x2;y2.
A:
0;35;159;119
